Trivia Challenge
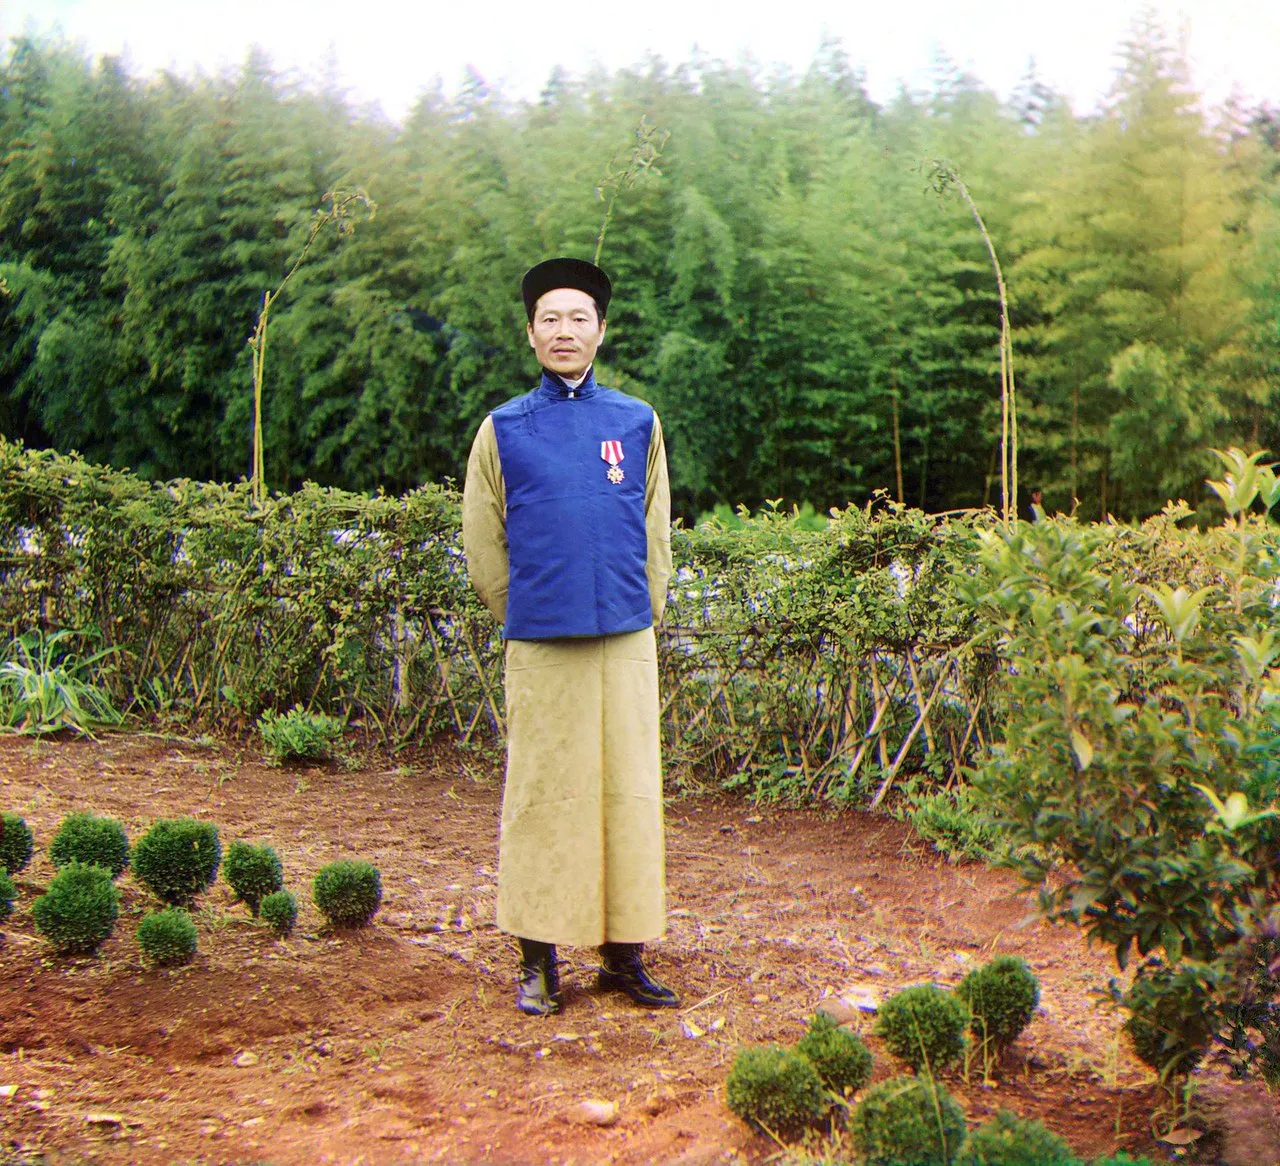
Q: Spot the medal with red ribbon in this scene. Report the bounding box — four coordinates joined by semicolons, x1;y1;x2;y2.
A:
601;440;625;484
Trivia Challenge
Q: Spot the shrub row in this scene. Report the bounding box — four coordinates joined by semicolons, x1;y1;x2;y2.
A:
7;439;1277;802
0;437;991;791
1;810;380;961
726;960;1050;1162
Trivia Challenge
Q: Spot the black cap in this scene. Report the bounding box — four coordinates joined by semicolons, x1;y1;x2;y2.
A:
521;257;612;320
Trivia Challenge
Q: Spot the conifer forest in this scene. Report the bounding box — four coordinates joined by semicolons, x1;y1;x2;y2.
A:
2;18;1278;522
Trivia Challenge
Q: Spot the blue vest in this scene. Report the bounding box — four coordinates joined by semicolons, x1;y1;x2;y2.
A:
491;370;654;640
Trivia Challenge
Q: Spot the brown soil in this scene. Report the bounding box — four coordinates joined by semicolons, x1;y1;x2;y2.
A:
1;733;1277;1165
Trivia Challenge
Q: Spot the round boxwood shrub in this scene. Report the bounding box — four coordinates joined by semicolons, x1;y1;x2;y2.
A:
956;956;1040;1059
0;812;34;875
851;1075;967;1166
224;840;284;916
954;1109;1077;1166
725;1044;830;1136
49;811;130;877
260;888;298;937
796;1010;874;1094
313;860;382;927
136;907;198;967
1123;1008;1205;1077
874;984;968;1074
31;860;120;954
1121;970;1209;1079
132;818;221;906
0;866;16;922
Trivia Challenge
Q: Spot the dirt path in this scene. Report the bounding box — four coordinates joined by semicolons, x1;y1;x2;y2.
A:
0;734;1275;1164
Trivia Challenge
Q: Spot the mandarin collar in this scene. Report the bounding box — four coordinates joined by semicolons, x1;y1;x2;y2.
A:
539;367;598;399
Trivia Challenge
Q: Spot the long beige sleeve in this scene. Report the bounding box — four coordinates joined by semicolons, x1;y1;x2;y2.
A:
461;415;509;623
645;412;673;624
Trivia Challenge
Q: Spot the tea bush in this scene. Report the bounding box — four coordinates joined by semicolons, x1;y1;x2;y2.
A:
954;1110;1077;1165
963;457;1280;1083
0;866;15;922
795;1010;873;1094
260;888;298;937
49;812;130;877
258;706;344;763
31;860;119;954
136;907;198;966
223;840;283;915
874;984;967;1074
725;1044;829;1136
0;812;34;875
956;956;1039;1061
132;818;222;906
313;859;382;927
850;1075;966;1166
0;441;481;737
0;440;995;793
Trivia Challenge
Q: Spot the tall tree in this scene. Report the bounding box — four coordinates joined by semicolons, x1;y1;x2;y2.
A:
1013;16;1252;517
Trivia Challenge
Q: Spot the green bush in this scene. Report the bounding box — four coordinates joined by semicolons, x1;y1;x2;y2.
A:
906;785;1006;864
1120;965;1210;1079
874;984;967;1074
31;860;120;954
850;1075;967;1166
1088;1156;1157;1166
0;812;34;875
258;705;344;763
957;956;1039;1060
0;866;15;922
132;818;222;906
260;888;298;937
313;859;381;927
796;1010;873;1094
223;840;284;915
49;811;130;877
136;907;198;967
954;1110;1077;1165
963;466;1280;1083
725;1044;830;1136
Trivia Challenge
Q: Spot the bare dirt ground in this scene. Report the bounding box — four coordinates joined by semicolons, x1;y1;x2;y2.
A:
1;732;1278;1165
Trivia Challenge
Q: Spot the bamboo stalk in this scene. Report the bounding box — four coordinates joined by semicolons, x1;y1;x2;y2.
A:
870;662;953;809
870;657;892;771
905;651;935;755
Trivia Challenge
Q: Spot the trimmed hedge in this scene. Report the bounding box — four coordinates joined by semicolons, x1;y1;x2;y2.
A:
49;812;130;877
132;818;221;906
32;861;119;954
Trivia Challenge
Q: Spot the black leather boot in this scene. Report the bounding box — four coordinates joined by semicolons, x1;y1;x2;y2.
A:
516;938;562;1016
597;942;679;1007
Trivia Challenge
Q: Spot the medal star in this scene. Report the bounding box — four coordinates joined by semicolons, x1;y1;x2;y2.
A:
607;465;625;484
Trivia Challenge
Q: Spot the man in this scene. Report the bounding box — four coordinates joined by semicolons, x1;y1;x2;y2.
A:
461;257;678;1017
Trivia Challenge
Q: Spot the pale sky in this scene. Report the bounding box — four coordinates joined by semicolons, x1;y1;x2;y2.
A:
3;0;1277;120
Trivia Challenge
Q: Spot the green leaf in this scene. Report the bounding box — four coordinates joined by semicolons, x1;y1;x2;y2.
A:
1070;729;1093;771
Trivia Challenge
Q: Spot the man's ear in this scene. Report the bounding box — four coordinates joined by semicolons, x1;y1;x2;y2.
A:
527;322;536;349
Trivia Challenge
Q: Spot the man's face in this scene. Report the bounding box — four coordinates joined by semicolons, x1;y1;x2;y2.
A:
527;288;606;380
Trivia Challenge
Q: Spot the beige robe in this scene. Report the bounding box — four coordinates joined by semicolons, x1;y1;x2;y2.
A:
462;409;672;946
